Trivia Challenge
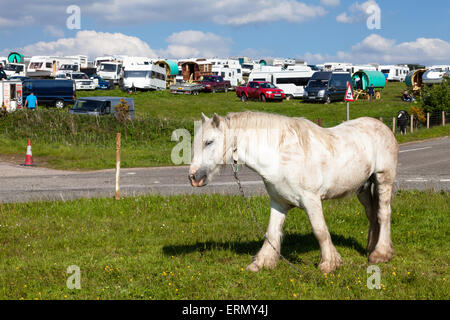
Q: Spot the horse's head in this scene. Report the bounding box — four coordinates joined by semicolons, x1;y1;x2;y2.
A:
189;113;231;187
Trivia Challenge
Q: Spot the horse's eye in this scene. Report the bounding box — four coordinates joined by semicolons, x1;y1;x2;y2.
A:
205;140;214;147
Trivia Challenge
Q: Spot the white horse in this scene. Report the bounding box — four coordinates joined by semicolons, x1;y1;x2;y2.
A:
189;111;398;273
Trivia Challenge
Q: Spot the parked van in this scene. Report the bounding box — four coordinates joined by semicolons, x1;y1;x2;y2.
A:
69;97;135;119
98;62;123;85
303;71;352;104
22;79;75;108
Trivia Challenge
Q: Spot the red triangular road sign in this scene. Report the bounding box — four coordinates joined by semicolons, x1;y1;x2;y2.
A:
344;82;354;102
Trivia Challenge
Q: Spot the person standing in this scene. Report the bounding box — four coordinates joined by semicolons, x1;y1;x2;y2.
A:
0;65;7;80
25;92;38;110
368;84;375;102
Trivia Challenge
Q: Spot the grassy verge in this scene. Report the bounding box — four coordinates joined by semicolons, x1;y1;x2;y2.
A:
0;82;448;170
0;191;448;300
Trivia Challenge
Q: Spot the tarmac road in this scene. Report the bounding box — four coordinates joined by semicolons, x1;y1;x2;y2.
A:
0;137;449;203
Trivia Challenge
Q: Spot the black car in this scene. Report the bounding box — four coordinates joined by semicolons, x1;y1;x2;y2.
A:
303;71;352;104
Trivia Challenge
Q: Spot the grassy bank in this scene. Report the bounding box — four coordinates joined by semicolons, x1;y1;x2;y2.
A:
0;190;448;300
0;82;448;170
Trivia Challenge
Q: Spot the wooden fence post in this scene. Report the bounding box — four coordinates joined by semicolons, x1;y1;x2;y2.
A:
410;114;414;133
427;112;430;129
115;133;121;200
379;117;383;123
443;111;446;126
392;117;396;134
317;118;322;127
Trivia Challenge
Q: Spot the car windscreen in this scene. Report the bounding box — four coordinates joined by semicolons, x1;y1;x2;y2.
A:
73;100;105;111
100;64;117;72
71;73;88;79
307;79;328;87
202;76;216;82
124;71;148;78
260;82;277;89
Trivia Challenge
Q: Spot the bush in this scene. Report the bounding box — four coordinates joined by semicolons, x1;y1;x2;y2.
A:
420;78;450;113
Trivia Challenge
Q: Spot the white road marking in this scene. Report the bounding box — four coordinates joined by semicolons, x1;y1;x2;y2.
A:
405;179;428;182
127;172;136;175
399;147;431;153
440;179;450;182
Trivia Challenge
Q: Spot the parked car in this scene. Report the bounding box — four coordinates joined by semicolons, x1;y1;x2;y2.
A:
90;75;111;90
22;79;75;108
303;71;352;104
200;75;231;93
55;72;96;90
69;97;134;119
236;81;285;102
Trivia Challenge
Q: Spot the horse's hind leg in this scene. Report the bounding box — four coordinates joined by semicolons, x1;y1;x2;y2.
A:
369;172;395;264
357;180;380;254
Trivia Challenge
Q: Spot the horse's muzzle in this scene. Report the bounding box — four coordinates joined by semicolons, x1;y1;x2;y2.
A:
189;169;208;187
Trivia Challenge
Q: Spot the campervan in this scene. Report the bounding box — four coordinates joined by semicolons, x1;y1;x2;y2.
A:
379;65;409;82
249;66;315;98
123;64;166;91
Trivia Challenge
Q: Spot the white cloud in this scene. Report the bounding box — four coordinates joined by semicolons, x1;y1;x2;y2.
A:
44;25;65;38
0;15;34;27
85;0;326;26
161;30;232;58
336;0;379;23
320;0;340;7
304;35;450;65
223;1;327;25
15;30;158;59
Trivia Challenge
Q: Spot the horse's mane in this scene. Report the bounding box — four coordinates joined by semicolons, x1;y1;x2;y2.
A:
224;111;336;154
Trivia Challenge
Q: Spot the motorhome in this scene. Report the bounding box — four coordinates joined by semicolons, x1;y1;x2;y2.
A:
0;79;23;111
4;63;26;77
249;66;315;98
98;61;123;85
323;62;353;72
122;64;166;91
379;65;410;82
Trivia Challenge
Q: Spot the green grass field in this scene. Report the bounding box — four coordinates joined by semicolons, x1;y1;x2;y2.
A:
0;190;448;300
0;82;448;170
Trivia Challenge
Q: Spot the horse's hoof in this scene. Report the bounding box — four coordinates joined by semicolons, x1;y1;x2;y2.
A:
369;248;394;264
245;263;261;272
319;252;343;273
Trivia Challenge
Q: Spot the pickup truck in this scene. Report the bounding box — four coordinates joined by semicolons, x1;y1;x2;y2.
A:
200;75;231;93
236;81;285;102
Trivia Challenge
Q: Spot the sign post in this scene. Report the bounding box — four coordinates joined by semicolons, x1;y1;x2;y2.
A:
344;82;355;121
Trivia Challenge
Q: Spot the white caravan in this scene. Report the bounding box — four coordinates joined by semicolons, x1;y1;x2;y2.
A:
212;65;243;87
249;67;315;98
123;64;166;91
323;62;353;72
27;56;59;77
379;65;409;82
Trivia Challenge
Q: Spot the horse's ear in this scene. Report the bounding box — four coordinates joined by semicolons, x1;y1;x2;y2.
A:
201;112;209;123
212;113;221;128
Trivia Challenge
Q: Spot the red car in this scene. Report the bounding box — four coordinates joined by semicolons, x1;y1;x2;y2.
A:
236;81;285;102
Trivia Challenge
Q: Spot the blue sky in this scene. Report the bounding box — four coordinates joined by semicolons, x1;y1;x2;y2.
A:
1;0;449;65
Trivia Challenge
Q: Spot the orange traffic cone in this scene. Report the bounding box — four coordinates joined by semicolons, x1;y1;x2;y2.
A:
22;139;36;166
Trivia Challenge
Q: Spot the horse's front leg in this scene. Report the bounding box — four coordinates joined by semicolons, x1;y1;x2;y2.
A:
303;195;343;273
246;200;287;272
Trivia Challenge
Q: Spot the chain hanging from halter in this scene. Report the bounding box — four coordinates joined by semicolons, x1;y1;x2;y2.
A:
231;163;303;275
